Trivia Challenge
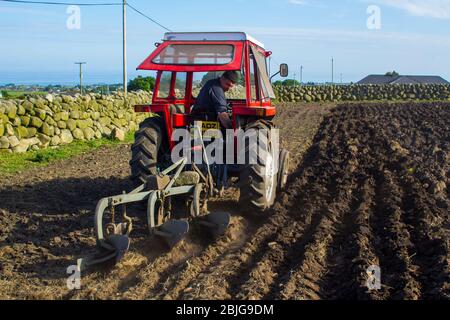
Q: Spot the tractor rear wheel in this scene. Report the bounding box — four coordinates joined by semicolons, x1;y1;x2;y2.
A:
239;120;278;213
129;117;168;187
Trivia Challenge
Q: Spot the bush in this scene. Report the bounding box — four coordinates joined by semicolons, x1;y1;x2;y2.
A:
128;76;156;92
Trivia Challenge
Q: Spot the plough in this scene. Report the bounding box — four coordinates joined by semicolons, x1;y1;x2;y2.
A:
77;126;231;271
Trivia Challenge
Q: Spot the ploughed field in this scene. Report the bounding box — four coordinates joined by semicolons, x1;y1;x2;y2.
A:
0;102;448;300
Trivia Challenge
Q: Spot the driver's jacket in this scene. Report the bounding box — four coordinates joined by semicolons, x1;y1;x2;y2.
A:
191;78;228;120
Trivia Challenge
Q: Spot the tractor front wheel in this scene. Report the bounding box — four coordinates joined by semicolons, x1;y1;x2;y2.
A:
129;117;168;187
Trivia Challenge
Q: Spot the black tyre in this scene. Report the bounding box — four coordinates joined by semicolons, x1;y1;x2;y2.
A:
239;120;278;213
129;117;168;187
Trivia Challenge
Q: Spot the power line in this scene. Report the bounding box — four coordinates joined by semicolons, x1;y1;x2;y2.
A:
0;0;121;5
1;0;173;32
126;2;172;32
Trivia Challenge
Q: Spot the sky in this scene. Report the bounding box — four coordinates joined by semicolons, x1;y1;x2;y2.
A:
0;0;449;85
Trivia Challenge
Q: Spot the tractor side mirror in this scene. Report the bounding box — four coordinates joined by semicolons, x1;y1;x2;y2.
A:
280;64;289;78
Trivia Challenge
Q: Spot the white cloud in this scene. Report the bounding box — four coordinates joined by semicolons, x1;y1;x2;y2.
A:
375;0;450;19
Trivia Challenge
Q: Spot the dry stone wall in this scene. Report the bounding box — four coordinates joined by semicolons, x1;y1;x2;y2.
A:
0;91;152;154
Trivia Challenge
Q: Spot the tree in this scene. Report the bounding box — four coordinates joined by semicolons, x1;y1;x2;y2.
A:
385;71;400;77
273;80;283;86
282;79;301;86
128;76;156;92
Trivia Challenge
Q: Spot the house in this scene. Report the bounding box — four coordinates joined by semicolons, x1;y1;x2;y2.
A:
357;75;449;85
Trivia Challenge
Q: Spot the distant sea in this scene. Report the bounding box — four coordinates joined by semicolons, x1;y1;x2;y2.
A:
0;71;149;86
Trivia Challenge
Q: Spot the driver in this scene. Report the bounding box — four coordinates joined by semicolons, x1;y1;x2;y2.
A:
191;71;239;129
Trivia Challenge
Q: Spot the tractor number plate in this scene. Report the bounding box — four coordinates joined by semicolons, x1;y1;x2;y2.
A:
201;121;220;132
190;121;222;139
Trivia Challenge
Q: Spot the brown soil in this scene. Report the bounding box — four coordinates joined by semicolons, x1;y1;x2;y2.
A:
0;102;448;300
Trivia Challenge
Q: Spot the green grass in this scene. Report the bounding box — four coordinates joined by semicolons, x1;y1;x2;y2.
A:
1;91;47;100
0;131;135;176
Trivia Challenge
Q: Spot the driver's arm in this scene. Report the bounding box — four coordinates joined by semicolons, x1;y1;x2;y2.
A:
211;86;233;129
217;112;233;129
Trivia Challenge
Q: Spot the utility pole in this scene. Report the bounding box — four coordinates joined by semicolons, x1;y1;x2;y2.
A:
123;0;128;96
75;62;86;94
331;57;334;84
300;65;303;85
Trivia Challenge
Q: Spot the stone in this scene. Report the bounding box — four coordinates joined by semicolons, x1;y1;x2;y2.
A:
24;137;40;146
99;117;111;126
20;116;31;127
37;133;51;147
13;140;30;153
27;127;37;138
31;116;43;128
76;119;89;130
57;121;67;129
21;101;34;112
430;181;447;194
67;119;77;131
12;117;21;127
60;130;73;144
0;124;4;137
6;124;14;136
94;129;101;139
54;111;69;121
112;128;125;142
35;108;47;121
102;126;112;137
83;127;95;140
70;110;80;119
1;114;8;124
6;105;17;120
40;122;51;136
0;136;9;149
17;104;26;116
91;112;100;120
45;94;54;103
45;117;56;126
50;135;61;146
8;136;20;148
16;126;28;139
62;95;74;104
72;128;84;140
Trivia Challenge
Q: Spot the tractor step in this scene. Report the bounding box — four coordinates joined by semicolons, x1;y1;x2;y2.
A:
154;220;190;248
197;211;231;238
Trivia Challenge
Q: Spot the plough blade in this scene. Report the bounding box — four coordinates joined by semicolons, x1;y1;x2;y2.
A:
197;211;231;238
154;220;189;248
77;235;130;271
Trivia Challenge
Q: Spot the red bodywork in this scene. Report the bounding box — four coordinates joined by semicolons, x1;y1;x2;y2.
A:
134;37;276;150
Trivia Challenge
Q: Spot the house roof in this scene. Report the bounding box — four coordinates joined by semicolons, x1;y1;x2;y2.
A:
357;75;449;85
163;32;265;49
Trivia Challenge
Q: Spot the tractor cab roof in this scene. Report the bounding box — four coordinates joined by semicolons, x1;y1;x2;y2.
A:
162;32;265;49
137;31;267;72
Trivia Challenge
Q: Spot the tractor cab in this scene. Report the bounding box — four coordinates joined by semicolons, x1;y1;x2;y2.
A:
134;32;288;147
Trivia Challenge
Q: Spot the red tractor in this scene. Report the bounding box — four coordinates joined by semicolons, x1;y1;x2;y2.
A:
131;32;290;212
77;32;290;270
